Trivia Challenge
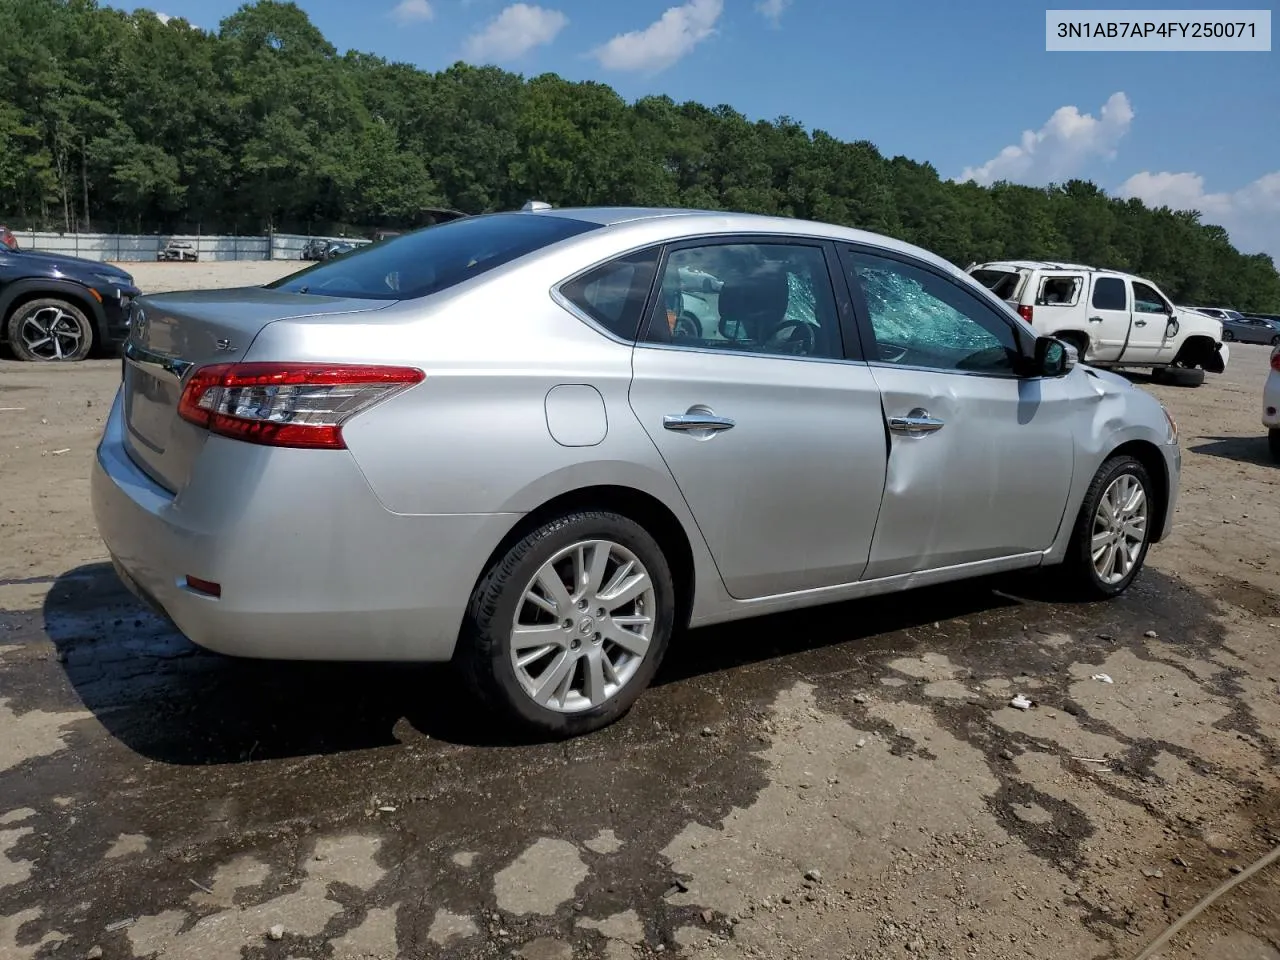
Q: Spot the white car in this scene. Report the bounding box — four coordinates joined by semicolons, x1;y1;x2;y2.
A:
1266;345;1280;461
968;261;1227;386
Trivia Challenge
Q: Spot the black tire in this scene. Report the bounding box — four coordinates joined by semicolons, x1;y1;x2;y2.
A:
1270;429;1280;463
1222;329;1235;341
456;511;676;738
1271;335;1280;347
1062;455;1154;600
1151;364;1205;388
5;298;94;362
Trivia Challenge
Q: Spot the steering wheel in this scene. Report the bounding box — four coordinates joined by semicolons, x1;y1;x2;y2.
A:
768;319;818;356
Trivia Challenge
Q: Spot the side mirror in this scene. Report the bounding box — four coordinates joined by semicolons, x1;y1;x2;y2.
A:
1032;336;1074;377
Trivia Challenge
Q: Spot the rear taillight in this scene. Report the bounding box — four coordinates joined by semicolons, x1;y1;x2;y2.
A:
1271;347;1280;373
178;363;424;449
1017;304;1034;323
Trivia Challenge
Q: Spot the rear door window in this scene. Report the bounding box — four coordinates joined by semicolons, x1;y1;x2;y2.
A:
642;242;844;360
1091;277;1128;311
268;213;600;301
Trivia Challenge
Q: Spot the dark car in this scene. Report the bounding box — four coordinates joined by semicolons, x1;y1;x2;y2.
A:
321;241;356;260
0;247;139;361
301;238;329;261
1222;314;1280;345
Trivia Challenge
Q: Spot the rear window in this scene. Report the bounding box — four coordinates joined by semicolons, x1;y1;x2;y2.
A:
267;213;600;301
969;269;1024;301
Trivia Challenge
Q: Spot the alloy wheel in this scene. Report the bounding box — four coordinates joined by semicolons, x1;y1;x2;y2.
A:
509;539;656;713
1091;473;1148;585
20;305;84;361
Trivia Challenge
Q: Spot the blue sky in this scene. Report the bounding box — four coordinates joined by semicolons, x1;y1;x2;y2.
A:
110;0;1278;259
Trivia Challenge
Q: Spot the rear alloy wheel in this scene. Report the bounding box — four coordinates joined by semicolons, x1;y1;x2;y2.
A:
6;298;94;362
1271;335;1280;347
1222;329;1236;341
458;511;675;738
1064;455;1153;599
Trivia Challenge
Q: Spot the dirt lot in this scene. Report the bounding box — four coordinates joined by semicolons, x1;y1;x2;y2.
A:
1;264;1279;960
114;260;303;294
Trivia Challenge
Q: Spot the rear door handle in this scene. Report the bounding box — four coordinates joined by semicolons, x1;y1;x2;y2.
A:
1134;318;1147;326
663;413;735;433
1088;316;1104;323
888;409;945;435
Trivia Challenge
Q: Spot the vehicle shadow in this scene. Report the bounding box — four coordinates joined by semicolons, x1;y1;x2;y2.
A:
38;560;1139;766
1189;435;1277;468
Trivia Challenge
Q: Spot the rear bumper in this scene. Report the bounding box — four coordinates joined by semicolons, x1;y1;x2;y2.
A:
1264;369;1280;429
91;389;519;661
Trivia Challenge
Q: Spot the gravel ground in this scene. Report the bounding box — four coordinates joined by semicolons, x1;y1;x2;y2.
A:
112;259;304;294
1;263;1278;960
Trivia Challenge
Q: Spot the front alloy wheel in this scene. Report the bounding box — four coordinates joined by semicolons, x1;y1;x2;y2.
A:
6;298;94;362
458;511;675;738
1065;455;1154;598
1090;472;1148;585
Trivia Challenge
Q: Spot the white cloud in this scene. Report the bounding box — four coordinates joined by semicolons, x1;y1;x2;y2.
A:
1120;169;1280;264
390;0;434;23
464;3;567;61
957;92;1134;187
756;0;791;25
155;11;173;24
591;0;723;72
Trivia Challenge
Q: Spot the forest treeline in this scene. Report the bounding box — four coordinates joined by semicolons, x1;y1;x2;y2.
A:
2;0;1277;309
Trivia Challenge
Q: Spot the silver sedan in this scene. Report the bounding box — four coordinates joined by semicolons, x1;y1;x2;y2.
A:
92;208;1181;737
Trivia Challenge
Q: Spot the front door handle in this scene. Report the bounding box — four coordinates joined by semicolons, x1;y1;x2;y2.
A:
888;409;945;435
1088;315;1104;323
663;413;735;433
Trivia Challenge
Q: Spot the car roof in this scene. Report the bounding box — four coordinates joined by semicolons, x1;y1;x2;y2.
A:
973;259;1161;283
975;259;1100;273
522;207;967;278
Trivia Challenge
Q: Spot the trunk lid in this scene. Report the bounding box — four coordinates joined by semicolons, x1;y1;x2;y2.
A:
122;287;392;492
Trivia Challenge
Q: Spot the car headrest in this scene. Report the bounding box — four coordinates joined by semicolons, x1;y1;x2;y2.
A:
717;265;789;340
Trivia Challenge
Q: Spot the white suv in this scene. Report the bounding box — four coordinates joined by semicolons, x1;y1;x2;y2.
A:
968;261;1228;386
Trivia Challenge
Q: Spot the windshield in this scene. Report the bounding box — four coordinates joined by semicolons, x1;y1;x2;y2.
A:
267;213;600;301
1223;310;1245;320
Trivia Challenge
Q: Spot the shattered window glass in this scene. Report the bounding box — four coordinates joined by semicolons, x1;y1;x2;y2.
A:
847;251;1020;374
1036;276;1083;306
